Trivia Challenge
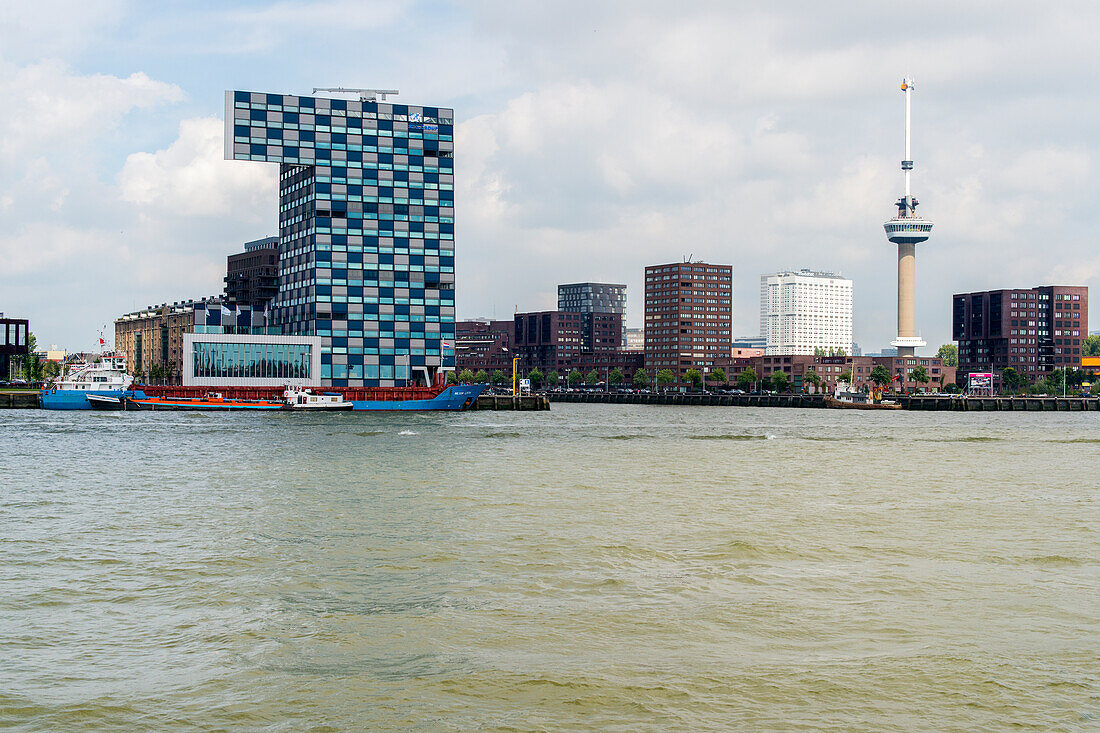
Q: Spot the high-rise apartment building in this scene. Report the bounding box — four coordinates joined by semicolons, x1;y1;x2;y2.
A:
760;270;853;355
225;89;455;387
225;236;279;309
557;283;626;316
953;285;1088;382
644;261;733;380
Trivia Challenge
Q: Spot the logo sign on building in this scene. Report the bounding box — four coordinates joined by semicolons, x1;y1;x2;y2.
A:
407;112;437;133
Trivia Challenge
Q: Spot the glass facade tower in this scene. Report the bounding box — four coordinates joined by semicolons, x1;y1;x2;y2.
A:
224;90;455;387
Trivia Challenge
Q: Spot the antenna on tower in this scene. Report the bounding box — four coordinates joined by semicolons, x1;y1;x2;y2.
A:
312;87;399;101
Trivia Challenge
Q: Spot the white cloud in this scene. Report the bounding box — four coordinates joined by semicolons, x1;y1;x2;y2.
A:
118;117;276;219
0;58;184;158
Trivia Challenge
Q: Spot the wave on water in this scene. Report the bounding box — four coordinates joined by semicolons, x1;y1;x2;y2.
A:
398;430;418;436
354;431;385;437
1049;438;1100;444
483;431;524;438
688;434;775;441
602;434;653;440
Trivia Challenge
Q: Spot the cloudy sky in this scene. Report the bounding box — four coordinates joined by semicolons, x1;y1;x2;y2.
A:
2;0;1097;352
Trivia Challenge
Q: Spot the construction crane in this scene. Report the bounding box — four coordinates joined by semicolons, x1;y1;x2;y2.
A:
312;87;399;101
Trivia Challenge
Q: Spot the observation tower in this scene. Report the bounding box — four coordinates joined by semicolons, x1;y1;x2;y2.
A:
883;78;932;357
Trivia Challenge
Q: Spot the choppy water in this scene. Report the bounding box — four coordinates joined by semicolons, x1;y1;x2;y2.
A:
1;405;1097;731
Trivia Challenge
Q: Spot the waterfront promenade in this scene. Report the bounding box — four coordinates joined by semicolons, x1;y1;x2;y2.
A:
548;391;1100;411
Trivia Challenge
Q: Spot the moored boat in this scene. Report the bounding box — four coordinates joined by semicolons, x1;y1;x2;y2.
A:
283;387;354;410
40;355;135;410
86;394;124;410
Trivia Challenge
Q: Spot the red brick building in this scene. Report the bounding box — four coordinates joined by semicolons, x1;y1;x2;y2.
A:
644;261;733;383
953;285;1088;385
715;354;955;393
456;312;640;380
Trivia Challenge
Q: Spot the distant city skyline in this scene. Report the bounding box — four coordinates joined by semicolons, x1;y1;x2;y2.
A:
2;2;1098;352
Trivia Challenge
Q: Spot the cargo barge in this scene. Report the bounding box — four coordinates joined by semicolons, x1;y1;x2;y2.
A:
129;383;485;411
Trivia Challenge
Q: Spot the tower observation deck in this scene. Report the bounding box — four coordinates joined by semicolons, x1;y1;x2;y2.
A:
884;78;931;356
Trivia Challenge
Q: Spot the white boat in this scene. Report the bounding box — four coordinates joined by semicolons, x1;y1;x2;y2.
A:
40;355;134;410
283;386;354;410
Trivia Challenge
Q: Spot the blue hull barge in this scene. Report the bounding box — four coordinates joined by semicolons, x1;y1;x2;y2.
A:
133;384;486;411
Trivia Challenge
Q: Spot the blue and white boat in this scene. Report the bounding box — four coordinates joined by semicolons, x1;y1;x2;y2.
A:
40;355;135;410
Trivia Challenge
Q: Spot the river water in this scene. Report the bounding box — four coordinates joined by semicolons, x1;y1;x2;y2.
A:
1;405;1096;731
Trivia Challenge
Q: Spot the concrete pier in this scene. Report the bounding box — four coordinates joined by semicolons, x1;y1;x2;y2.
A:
473;394;551;411
0;391;40;409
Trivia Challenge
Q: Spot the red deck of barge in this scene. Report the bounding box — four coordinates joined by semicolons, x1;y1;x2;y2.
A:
136;385;447;402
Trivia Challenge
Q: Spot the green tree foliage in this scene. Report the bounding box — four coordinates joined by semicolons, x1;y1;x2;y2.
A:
684;368;702;390
910;365;930;387
1083;334;1100;357
736;368;757;390
869;364;892;386
838;369;853;385
936;343;959;367
632;368;649;388
473;369;489;384
944;382;962;393
803;369;821;391
545;369;560;386
768;370;790;392
457;368;475;384
1001;367;1025;393
490;369;507;386
585;369;599;386
709;367;726;384
608;367;624;386
568;369;583;386
655;369;675;390
446;370;458;385
528;368;544;389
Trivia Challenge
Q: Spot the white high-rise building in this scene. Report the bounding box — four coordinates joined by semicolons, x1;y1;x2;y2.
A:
760;270;853;355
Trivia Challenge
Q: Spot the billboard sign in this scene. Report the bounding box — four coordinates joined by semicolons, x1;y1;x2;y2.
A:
968;372;993;391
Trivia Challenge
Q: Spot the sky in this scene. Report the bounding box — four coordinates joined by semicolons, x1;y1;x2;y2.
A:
2;0;1098;352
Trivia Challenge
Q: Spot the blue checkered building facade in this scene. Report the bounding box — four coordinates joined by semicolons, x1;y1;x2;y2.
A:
224;90;455;387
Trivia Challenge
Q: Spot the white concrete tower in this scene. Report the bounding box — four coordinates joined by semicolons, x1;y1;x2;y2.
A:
883;78;932;357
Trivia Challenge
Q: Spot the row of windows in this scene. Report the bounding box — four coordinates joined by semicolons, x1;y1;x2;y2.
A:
193;342;311;379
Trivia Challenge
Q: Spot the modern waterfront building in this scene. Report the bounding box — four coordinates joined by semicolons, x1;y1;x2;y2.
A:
1;316;30;380
644;261;733;381
953;285;1089;383
225;88;455;387
557;283;626;316
183;332;322;387
115;299;274;384
225;236;279;309
759;270;853;355
883;78;933;357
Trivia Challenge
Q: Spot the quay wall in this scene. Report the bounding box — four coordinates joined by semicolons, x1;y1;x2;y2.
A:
548;392;1100;411
473;394;550;411
0;391;40;409
549;392;826;408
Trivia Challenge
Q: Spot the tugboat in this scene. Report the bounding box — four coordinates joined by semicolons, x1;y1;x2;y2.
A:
823;380;902;410
40;354;135;410
283;387;354;410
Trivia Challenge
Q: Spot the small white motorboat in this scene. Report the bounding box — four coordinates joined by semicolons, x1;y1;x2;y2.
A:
283;387;354;410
